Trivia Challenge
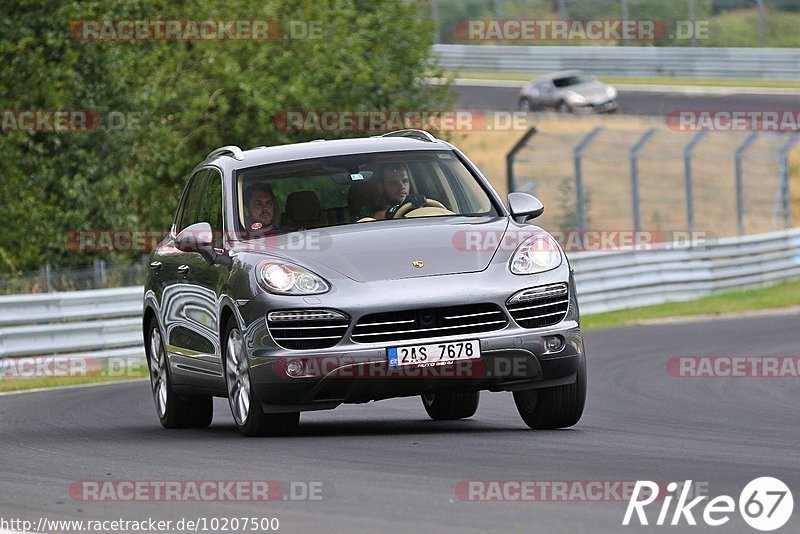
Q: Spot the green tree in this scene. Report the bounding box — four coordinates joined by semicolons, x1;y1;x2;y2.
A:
0;0;453;274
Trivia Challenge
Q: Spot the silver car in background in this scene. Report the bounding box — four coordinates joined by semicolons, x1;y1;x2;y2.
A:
519;70;618;113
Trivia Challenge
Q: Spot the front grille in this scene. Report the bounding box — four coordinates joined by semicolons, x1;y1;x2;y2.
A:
267;310;349;350
352;303;507;344
507;283;569;328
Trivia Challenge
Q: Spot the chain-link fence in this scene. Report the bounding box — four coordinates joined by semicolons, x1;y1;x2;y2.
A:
507;125;799;239
0;259;147;295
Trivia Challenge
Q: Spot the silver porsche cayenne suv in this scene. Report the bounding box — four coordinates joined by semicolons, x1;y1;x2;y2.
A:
143;129;586;436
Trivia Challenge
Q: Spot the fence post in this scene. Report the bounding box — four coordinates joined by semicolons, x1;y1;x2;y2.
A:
778;133;800;229
756;0;765;47
630;128;658;233
505;127;538;196
45;263;52;292
683;131;708;234
573;127;604;232
734;132;759;236
431;0;440;44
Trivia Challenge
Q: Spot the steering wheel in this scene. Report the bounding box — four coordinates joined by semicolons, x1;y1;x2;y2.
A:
391;199;449;219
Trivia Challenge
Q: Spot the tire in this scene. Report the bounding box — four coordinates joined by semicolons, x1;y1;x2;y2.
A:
519;98;532;112
513;355;586;429
421;391;480;420
557;101;572;114
223;317;299;437
146;317;213;428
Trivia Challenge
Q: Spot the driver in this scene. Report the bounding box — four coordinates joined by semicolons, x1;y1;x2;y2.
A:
373;164;426;219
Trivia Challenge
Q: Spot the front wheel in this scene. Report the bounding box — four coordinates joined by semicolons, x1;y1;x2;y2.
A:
147;318;213;428
223;318;299;436
513;355;586;429
422;391;479;420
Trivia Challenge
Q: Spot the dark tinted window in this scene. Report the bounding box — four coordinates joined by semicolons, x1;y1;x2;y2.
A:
552;75;592;88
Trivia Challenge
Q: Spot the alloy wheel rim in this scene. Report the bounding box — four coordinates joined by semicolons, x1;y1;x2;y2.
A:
149;328;168;418
225;329;251;426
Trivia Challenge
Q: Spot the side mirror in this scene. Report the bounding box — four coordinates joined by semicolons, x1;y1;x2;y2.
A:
175;222;217;263
508;192;544;222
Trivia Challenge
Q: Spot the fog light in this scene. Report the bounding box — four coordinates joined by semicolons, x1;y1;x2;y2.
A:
545;336;564;352
286;359;305;377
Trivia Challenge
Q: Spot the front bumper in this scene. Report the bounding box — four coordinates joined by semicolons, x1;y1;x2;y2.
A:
575;99;618;113
237;262;584;412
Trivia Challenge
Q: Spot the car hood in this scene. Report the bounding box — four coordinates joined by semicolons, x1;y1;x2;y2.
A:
240;216;510;283
564;82;611;100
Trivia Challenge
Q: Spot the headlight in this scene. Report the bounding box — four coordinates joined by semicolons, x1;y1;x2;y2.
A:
566;92;586;104
257;260;330;295
510;234;563;275
605;86;617;98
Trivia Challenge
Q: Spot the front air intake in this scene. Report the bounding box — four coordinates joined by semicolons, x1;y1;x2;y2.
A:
267;310;349;350
506;283;569;328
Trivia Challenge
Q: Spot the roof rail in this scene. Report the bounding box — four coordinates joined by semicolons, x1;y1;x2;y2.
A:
381;129;437;143
206;145;245;161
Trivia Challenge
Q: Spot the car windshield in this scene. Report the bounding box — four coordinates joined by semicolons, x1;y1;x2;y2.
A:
235;150;498;237
552;75;593;88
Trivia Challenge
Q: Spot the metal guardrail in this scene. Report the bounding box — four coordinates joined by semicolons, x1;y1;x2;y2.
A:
570;228;800;314
432;44;800;79
0;288;145;359
1;228;799;359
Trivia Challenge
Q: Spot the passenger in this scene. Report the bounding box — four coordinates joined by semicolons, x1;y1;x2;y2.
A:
244;183;289;235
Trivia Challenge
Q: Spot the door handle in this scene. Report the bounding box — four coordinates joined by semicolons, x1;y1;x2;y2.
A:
177;264;190;275
149;261;162;270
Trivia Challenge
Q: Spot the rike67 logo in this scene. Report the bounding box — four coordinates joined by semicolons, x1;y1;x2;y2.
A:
623;478;793;531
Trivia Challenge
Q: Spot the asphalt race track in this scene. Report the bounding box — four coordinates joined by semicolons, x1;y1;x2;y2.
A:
452;81;800;116
1;311;798;533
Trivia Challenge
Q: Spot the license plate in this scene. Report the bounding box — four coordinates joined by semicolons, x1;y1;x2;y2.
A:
387;340;481;367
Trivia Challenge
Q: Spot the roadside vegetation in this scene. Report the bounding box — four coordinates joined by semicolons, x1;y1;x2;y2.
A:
0;364;148;393
582;279;800;330
0;0;453;276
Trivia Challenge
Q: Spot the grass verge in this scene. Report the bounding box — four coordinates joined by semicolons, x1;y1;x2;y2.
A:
582;279;800;331
0;364;148;393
